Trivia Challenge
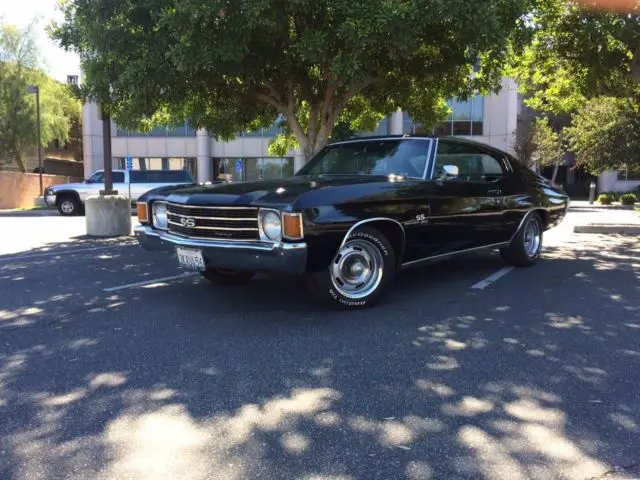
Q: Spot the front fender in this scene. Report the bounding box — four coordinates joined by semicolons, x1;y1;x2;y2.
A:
301;206;408;273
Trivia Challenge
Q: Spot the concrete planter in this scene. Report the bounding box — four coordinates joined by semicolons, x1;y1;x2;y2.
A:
85;195;132;237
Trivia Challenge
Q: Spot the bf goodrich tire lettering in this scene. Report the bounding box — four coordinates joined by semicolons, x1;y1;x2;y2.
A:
306;226;397;310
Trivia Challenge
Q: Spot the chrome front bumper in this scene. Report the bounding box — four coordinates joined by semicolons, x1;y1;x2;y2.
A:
44;193;56;206
133;224;308;275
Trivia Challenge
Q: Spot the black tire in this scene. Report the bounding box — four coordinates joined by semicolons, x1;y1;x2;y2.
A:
500;212;543;267
305;226;396;309
200;268;255;285
57;196;80;216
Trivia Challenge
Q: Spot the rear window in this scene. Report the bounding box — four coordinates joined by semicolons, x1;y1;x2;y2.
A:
112;172;125;183
130;170;194;183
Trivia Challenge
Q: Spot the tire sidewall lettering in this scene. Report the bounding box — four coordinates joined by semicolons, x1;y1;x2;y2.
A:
350;232;388;256
329;287;368;307
326;231;390;307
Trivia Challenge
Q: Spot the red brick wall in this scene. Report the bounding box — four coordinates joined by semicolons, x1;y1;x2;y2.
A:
0;172;82;209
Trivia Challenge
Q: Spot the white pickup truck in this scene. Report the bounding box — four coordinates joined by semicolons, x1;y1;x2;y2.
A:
44;169;195;216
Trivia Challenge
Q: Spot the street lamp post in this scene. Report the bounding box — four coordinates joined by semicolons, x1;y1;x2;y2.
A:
26;85;43;196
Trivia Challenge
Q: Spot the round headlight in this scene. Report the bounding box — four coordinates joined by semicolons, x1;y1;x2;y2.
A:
261;211;282;241
152;202;168;230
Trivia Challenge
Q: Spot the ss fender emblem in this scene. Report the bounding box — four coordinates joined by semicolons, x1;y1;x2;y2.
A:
416;213;428;223
180;217;196;228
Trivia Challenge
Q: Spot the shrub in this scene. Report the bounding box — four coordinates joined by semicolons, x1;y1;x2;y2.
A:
597;194;612;205
620;193;637;205
602;191;620;201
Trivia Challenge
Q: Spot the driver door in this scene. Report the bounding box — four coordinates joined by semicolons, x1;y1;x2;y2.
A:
427;140;508;250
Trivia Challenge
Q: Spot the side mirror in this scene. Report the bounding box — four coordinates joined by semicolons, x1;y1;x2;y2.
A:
439;164;459;180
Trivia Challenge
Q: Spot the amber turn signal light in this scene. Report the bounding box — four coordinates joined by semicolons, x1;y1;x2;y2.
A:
283;213;303;240
137;203;149;223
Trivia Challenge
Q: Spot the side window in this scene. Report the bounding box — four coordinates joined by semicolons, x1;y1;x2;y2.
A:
433;141;506;182
112;172;125;183
130;171;145;183
88;172;104;183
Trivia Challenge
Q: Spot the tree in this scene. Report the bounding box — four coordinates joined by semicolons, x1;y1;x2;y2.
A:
565;96;640;174
51;0;532;160
530;116;566;182
513;116;538;168
0;22;81;172
509;0;640;115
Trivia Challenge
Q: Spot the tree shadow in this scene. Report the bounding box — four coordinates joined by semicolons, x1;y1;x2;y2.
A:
0;234;639;479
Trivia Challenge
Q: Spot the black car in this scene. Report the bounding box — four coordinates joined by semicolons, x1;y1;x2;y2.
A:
134;135;569;309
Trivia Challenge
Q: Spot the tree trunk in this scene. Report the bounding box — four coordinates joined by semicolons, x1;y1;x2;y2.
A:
551;157;561;184
14;149;27;173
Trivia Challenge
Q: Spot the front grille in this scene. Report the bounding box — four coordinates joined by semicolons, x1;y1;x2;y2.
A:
166;202;260;241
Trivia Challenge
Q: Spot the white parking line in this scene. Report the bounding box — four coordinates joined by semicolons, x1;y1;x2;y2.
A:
0;244;135;262
471;267;515;290
103;272;198;292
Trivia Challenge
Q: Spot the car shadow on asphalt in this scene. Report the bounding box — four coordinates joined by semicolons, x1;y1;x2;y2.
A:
0;235;639;479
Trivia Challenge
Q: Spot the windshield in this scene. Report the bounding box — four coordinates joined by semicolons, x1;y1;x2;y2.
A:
296;139;432;178
87;172;104;183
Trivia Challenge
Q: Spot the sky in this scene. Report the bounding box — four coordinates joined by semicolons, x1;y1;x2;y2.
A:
1;0;81;82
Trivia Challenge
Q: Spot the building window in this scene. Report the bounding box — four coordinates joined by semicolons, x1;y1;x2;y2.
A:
115;157;196;178
617;167;640;181
114;121;196;137
213;157;295;182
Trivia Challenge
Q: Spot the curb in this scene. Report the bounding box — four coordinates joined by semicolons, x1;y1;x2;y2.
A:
574;224;640;235
569;204;639;211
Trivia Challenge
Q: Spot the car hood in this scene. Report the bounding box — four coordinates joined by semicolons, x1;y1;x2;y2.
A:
162;175;416;209
49;182;87;192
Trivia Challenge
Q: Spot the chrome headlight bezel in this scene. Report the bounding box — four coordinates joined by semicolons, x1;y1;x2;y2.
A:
152;201;168;230
258;209;282;242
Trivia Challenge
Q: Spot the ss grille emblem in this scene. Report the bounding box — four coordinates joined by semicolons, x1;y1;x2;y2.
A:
180;217;196;228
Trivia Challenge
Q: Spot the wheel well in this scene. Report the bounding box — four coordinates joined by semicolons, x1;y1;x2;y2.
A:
54;191;80;205
360;220;406;266
533;209;550;230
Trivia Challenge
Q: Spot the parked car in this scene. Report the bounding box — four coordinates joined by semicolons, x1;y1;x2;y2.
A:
44;169;195;216
134;136;569;309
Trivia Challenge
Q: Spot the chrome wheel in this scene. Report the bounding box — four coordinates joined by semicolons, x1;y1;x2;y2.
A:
330;239;384;300
60;200;75;214
523;219;541;257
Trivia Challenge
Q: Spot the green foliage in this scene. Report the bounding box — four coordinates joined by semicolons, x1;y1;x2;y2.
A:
0;22;81;172
509;0;640;115
620;193;638;205
51;0;532;159
597;193;613;205
531;116;565;166
565;97;640;175
602;191;621;201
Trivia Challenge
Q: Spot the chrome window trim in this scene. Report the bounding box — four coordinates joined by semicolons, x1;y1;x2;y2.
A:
428;137;440;180
328;136;435;147
339;217;406;250
421;138;436;180
282;212;305;240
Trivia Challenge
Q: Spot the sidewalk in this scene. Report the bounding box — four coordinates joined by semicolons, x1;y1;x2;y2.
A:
569;200;640;235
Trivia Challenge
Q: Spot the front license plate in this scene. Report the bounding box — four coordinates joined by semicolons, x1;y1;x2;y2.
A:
176;247;205;271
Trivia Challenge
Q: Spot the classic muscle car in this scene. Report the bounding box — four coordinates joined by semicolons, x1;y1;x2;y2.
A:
134;135;569;309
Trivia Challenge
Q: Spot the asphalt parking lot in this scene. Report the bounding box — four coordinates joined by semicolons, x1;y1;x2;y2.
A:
0;211;639;480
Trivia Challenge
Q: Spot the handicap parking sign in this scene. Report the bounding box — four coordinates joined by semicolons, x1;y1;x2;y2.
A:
125;156;133;170
235;159;243;173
